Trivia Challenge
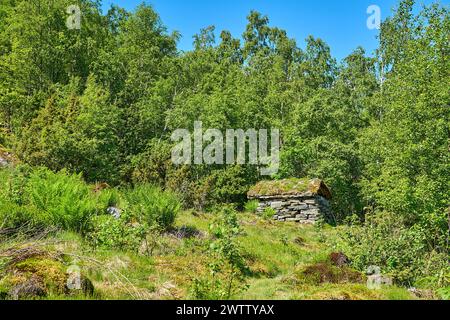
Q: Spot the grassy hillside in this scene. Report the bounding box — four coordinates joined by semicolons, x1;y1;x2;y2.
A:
1;210;416;300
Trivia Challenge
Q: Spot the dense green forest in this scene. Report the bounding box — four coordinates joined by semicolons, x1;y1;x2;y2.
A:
0;0;448;300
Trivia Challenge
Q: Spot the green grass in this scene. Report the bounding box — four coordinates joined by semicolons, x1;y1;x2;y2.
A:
0;210;417;300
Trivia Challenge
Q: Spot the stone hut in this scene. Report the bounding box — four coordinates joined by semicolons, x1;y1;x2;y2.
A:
247;178;333;224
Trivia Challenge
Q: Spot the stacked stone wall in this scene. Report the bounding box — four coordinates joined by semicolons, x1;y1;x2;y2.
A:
255;194;332;224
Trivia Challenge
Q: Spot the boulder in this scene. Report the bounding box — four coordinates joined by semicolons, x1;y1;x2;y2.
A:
367;274;393;289
0;249;94;300
9;275;46;300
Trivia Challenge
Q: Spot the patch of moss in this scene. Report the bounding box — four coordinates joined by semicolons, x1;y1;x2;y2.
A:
14;258;67;294
0;254;95;300
296;262;365;285
297;283;384;300
248;178;333;200
248;178;311;197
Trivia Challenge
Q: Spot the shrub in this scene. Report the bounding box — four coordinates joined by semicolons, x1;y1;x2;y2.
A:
96;188;123;212
0;166;98;232
167;166;258;211
130;139;173;187
125;184;181;230
87;213;147;251
0;166;33;228
191;207;248;300
335;212;449;287
24;168;97;232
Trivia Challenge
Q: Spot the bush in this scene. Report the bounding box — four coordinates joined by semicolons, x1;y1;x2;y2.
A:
25;168;98;232
96;188;123;212
167;165;258;211
87;213;147;251
191;207;248;300
87;184;182;249
335;212;449;288
0;166;98;232
125;184;181;231
0;166;32;228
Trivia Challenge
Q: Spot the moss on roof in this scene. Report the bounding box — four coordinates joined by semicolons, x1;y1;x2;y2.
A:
248;178;332;199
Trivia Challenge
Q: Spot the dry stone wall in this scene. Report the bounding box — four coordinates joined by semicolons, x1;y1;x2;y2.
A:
255;194;332;224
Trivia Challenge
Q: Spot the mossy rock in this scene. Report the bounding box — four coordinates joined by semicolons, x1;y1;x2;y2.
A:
0;256;94;300
296;262;365;286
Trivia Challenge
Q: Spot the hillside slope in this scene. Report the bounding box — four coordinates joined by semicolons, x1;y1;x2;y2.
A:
0;211;416;300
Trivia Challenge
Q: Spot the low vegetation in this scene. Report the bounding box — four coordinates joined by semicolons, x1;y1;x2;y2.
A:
0;203;425;300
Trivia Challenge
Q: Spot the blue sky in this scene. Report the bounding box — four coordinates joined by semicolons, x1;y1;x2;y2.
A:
100;0;445;61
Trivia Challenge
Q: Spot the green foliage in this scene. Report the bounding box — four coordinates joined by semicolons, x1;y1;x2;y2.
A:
165;165;257;211
87;184;182;249
191;207;249;300
244;200;259;213
124;184;181;231
0;166;97;232
437;286;450;300
25;168;97;232
17;77;121;184
262;207;276;221
204;166;257;208
358;1;449;222
96;188;123;211
0;0;448;297
335;212;449;287
87;213;147;251
0;165;32;228
130;139;174;187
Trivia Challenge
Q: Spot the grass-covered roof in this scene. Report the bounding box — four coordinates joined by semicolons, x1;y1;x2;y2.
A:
248;178;332;200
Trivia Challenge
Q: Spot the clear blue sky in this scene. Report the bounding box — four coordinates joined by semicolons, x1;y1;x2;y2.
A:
100;0;445;61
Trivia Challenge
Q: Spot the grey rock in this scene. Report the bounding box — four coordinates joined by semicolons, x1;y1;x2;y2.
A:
107;207;122;219
270;201;284;209
303;209;320;216
0;157;9;167
291;204;308;211
367;274;393;289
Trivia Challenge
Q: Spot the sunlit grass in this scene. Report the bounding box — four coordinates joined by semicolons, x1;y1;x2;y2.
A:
0;210;415;300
